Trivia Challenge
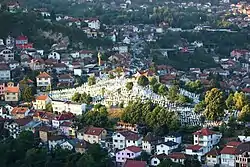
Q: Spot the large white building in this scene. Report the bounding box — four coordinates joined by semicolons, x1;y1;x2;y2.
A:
84;18;100;30
156;141;179;155
51;100;86;115
185;128;222;160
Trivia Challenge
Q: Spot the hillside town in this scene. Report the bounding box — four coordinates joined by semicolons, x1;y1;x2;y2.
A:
2;0;250;167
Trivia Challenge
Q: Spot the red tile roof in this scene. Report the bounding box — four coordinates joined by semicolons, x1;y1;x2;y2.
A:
14;117;32;126
55;112;74;121
36;95;48;101
124;160;147;167
37;72;51;79
5;86;19;93
84;127;105;136
126;146;142;153
193;128;216;136
220;141;241;155
206;148;219;156
11;107;28;115
186;145;202;151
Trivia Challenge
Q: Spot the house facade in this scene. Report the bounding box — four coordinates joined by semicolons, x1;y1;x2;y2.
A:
4;82;19;102
51;100;86;115
33;95;51;110
36;72;52;87
0;64;11;81
156;141;179;155
116;146;142;163
83;127;107;144
220;141;241;167
113;131;142;150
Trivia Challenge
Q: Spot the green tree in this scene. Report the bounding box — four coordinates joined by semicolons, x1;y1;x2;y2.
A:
233;92;248;111
203;88;225;121
194;101;205;114
126;82;133;91
238;105;250;122
177;95;192;105
72;92;81;102
226;93;234;111
158;84;168;96
168;85;179;102
45;103;53;112
21;86;33;102
137;76;149;87
88;76;96;86
149;77;158;85
152;83;161;93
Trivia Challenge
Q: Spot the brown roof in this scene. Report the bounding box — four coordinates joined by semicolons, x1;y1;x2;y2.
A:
206;148;220;156
84;127;105;136
124;160;147;167
126;146;142;153
14;117;32;126
48;135;65;141
220;141;241;155
119;131;141;141
36;95;48;101
186;145;202;151
37;72;51;79
0;64;10;70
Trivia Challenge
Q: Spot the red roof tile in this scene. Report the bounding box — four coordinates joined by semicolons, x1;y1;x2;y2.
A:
14;117;32;126
37;72;51;79
220;141;241;155
124;160;147;167
126;146;142;153
36;95;48;101
186;145;202;151
11;107;29;115
206;148;219;156
193;128;216;136
84;127;105;136
5;86;19;93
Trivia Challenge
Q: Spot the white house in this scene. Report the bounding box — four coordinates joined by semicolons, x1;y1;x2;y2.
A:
193;128;222;154
164;133;182;144
51;112;74;128
185;128;222;161
150;154;168;166
0;64;11;80
36;72;52;87
220;141;241;167
48;51;61;60
48;135;65;150
156;141;179;155
51;100;86;115
84;18;100;30
142;132;161;154
206;148;220;166
112;131;142;150
0;49;14;61
116;146;142;163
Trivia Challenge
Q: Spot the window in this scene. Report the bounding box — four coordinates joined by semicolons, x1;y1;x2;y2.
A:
117;135;120;137
154;161;157;164
120;140;123;142
128;140;130;143
127;153;130;157
114;140;118;142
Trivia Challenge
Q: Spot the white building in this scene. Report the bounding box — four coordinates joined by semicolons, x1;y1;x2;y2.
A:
48;51;61;60
206;148;220;166
156;141;179;155
51;100;86;115
220;141;241;167
185;128;222;161
164;133;182;144
112;131;142;150
0;64;11;80
0;49;14;61
36;72;52;87
84;18;100;30
142;133;161;154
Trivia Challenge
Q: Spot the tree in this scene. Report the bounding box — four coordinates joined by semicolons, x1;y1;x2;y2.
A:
72;92;81;102
158;158;183;167
21;86;33;102
203;88;225;121
233;92;248;111
168;85;179;102
158;84;168;95
152;83;161;93
126;82;133;91
226;93;234;111
149;77;158;85
108;73;115;79
88;76;96;86
238;105;250;122
45;103;53;112
137;76;149;87
184;155;201;167
194;101;205;114
177;95;192;105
